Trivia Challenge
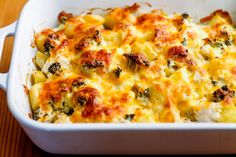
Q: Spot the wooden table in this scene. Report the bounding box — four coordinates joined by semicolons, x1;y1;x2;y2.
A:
0;0;57;156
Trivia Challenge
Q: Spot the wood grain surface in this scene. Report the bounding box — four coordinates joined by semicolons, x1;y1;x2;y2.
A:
0;0;60;156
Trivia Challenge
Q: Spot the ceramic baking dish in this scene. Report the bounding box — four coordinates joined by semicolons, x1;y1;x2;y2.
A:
1;0;236;154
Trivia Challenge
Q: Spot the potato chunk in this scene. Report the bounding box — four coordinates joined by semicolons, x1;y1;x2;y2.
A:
35;51;49;69
29;83;43;110
32;70;47;84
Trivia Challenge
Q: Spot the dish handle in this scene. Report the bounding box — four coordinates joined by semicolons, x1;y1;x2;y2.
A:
0;21;17;91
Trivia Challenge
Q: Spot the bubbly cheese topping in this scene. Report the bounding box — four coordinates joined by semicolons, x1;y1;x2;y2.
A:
29;3;236;123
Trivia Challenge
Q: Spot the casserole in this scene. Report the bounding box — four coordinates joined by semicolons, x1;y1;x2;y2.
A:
1;0;236;154
29;2;236;124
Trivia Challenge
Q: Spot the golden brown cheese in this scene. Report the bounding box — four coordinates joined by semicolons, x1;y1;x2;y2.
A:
29;3;236;123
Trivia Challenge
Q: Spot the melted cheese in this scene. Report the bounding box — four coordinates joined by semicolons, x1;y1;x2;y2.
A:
30;4;236;123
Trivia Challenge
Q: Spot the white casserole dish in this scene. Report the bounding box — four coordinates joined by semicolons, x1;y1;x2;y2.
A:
1;0;236;154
